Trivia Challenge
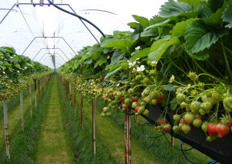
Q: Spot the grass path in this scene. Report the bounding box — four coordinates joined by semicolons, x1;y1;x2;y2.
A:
0;88;36;152
79;96;164;164
35;77;74;164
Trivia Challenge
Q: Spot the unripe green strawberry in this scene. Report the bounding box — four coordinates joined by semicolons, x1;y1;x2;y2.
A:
143;109;149;116
143;77;150;85
106;112;112;116
180;102;187;109
101;112;106;117
124;98;132;105
151;99;157;105
173;125;180;133
138;106;145;114
183;112;194;124
173;114;181;122
176;93;186;104
103;107;109;112
223;96;232;112
190;101;201;112
127;88;134;94
201;122;208;132
143;96;151;103
192;118;202;128
201;102;213;113
149;69;157;76
132;102;138;108
182;124;191;134
199;108;206;115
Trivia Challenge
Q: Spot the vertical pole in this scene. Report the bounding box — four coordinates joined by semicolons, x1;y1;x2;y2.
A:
69;82;72;105
92;97;96;155
74;79;77;114
124;108;131;164
34;79;37;108
3;101;10;161
38;79;41;97
80;94;84;129
29;87;32;117
20;91;24;132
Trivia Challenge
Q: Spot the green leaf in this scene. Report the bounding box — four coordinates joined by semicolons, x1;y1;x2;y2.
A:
148;37;180;61
203;7;223;25
170;98;178;110
105;66;122;79
222;4;232;28
111;50;124;64
186;49;209;60
159;0;193;18
127;22;140;29
140;28;157;37
179;0;205;8
163;84;175;91
101;38;135;53
132;15;149;28
185;20;222;53
130;48;150;60
170;18;198;38
144;19;170;31
94;56;107;68
207;0;225;13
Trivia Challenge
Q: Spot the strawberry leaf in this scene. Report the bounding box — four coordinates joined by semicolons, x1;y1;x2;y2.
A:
130;48;150;60
132;15;149;28
170;18;198;38
148;37;180;61
111;50;124;64
222;4;232;28
159;0;193;18
101;38;135;53
185;20;221;53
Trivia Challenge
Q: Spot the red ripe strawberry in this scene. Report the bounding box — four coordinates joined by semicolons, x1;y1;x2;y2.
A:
227;120;232;127
195;115;203;120
134;107;139;112
122;104;128;109
216;124;230;138
179;119;186;123
132;97;139;102
156;94;164;103
207;123;217;137
162;124;171;132
118;97;125;102
157;119;168;125
99;77;103;81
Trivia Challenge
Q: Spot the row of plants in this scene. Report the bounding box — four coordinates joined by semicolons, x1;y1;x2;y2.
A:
59;0;232;143
0;77;52;163
58;76;117;164
0;46;52;101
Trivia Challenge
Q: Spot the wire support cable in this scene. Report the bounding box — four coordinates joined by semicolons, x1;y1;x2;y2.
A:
47;0;105;40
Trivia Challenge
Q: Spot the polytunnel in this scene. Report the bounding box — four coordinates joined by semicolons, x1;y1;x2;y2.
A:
1;0;232;164
0;0;164;69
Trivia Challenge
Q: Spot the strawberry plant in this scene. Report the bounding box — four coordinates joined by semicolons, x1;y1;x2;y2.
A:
58;1;232;157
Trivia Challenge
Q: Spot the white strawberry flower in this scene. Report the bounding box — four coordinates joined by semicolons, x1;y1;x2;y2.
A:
136;65;145;72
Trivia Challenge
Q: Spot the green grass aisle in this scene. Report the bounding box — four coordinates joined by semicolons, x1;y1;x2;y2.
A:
0;88;36;151
35;76;74;164
78;95;163;164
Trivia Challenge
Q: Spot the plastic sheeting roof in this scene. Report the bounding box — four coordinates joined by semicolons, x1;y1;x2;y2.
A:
0;0;167;69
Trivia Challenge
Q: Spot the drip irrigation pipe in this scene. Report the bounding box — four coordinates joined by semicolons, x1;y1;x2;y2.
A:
181;143;196;164
141;122;165;138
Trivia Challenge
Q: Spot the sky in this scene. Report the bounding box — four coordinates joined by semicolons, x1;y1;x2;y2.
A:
0;0;168;68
